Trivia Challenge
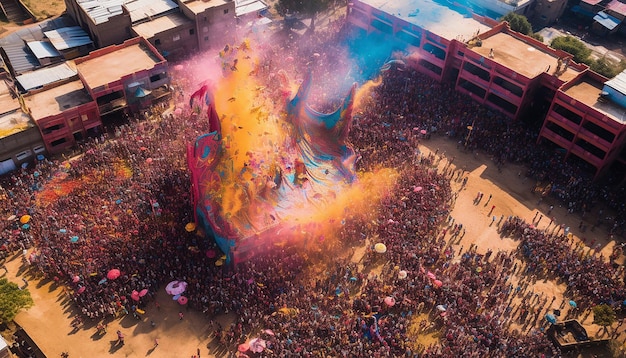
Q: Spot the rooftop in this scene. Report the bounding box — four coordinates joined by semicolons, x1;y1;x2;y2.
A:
125;0;179;23
235;0;267;17
23;80;93;120
132;12;193;39
564;76;626;123
473;32;582;81
182;0;231;15
0;80;21;116
16;63;78;92
76;0;125;25
359;0;491;40
43;26;93;51
26;41;61;59
75;41;161;90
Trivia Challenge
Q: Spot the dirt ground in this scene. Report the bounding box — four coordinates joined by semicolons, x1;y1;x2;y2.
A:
2;134;624;358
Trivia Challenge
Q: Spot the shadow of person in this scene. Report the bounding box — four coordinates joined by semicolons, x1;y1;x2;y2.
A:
109;340;123;353
146;346;156;356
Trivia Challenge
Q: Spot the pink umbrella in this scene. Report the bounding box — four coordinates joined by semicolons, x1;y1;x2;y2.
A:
384;296;396;307
145;158;153;164
107;269;121;280
72;275;80;283
131;290;140;301
77;286;86;294
433;279;443;288
249;338;266;353
177;296;188;305
413;186;423;192
420;129;427;135
165;281;187;295
138;289;148;297
427;271;436;280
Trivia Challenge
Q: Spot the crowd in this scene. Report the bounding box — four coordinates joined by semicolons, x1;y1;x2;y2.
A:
0;21;624;358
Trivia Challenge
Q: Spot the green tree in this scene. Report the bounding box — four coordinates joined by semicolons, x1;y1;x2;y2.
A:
501;12;532;35
592;304;616;335
590;57;626;79
529;33;544;42
550;36;592;64
276;0;331;30
0;278;34;323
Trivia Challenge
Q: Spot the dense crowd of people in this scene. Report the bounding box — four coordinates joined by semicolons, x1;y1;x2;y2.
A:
1;21;625;358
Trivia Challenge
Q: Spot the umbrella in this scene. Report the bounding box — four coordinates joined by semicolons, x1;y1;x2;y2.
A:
374;243;387;254
436;305;447;312
22;224;30;230
398;270;408;279
131;291;140;301
70;236;79;243
185;222;196;232
420;129;427;135
249;338;266;353
433;279;443;288
569;300;577;308
173;294;181;301
427;271;436;280
72;276;80;283
107;269;121;280
545;313;557;324
139;289;148;297
7;215;16;221
177;296;188;305
37;154;45;160
413;186;423;192
77;286;86;294
238;343;250;352
384;296;396;307
98;278;108;285
59;229;67;233
165;281;187;295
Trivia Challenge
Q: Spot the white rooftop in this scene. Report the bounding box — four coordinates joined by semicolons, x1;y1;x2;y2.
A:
235;0;267;17
76;0;178;25
359;0;491;40
125;0;178;23
132;12;192;39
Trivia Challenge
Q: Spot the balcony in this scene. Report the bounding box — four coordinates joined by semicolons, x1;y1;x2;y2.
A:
98;98;127;116
547;112;580;132
540;127;573;149
576;127;611;151
570;145;602;167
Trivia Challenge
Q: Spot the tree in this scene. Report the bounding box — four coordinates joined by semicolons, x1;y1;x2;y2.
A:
590;57;626;79
592;304;616;335
0;278;34;323
276;0;331;30
501;12;532;35
529;33;544;42
550;36;592;64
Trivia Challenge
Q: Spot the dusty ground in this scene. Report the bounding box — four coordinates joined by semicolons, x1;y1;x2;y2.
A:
20;0;65;21
2;134;624;358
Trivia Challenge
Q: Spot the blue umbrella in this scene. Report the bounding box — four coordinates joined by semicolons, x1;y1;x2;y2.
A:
37;154;45;160
569;300;577;308
70;236;79;243
22;223;30;230
98;278;108;285
545;313;557;324
59;229;67;233
21;162;28;169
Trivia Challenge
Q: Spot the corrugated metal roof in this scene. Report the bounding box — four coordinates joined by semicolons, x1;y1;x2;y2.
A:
125;0;178;23
235;0;268;16
16;63;77;92
132;12;192;39
605;70;626;95
1;43;39;74
593;11;620;30
607;0;626;16
76;0;126;25
44;26;93;51
27;41;61;59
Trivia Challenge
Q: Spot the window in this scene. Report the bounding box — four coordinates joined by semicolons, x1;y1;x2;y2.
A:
173;34;180;41
150;73;165;83
51;138;67;147
204;17;207;22
189;28;195;35
370;19;392;35
204;36;209;41
224;9;229;14
81;114;89;122
43;124;64;134
16;150;32;161
155;39;161;45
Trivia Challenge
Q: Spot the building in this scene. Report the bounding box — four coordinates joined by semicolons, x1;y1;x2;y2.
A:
179;0;237;52
539;70;626;178
22;79;99;154
347;0;625;179
73;37;170;122
530;0;568;27
0;75;45;175
132;12;197;60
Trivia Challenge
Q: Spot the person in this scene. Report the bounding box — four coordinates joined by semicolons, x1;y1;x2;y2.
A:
179;312;184;320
